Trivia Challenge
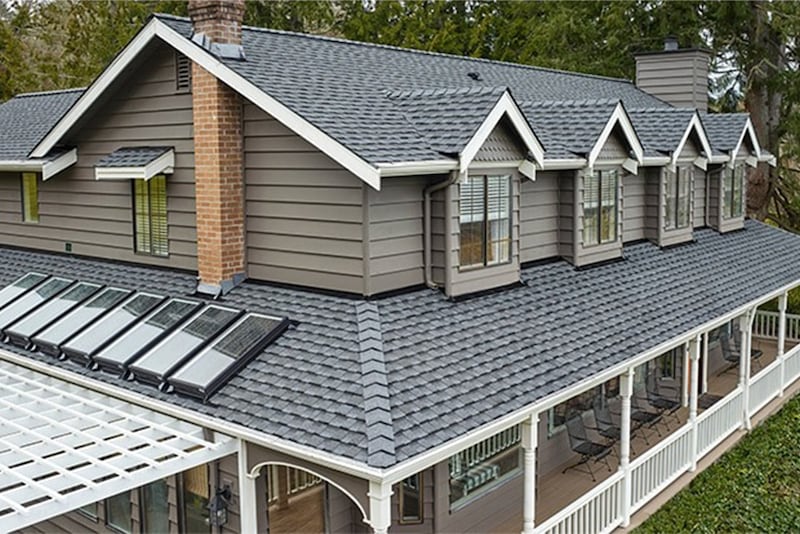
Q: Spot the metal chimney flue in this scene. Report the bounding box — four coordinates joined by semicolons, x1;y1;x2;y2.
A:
664;36;679;52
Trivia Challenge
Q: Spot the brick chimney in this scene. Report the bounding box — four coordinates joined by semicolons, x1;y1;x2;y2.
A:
189;0;246;296
634;38;711;112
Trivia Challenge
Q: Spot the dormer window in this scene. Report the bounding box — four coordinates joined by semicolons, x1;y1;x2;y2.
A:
583;170;618;245
665;167;691;230
722;164;745;219
459;175;511;269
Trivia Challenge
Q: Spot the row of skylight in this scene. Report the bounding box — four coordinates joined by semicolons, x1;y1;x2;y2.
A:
0;273;289;402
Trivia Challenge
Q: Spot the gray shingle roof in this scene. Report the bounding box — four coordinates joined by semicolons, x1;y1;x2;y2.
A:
702;113;749;152
629;108;697;157
519;99;621;157
0;89;83;161
156;15;666;165
2;221;800;467
95;146;172;167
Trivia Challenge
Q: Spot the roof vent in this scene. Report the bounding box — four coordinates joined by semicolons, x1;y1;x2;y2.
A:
467;72;482;81
664;36;679;52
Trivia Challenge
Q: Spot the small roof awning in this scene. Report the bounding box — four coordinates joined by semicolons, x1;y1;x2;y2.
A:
0;357;235;531
0;148;77;181
94;146;174;180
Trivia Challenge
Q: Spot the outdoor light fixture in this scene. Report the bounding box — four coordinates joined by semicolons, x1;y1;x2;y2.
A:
208;485;231;527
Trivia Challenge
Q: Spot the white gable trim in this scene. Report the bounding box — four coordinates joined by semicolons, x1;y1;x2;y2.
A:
31;19;383;190
672;113;713;169
588;102;644;168
0;149;78;180
377;159;457;177
729;117;762;168
95;149;175;181
459;91;545;172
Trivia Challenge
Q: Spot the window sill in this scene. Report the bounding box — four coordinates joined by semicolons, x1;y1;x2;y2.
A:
457;259;512;274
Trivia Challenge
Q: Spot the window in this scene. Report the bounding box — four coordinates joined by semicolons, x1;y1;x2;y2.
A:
459;175;511;269
133;175;168;256
722;164;745;219
21;172;39;223
105;490;132;533
141;478;170;534
548;377;620;436
650;347;680;379
583;170;619;245
665;167;692;230
449;425;520;509
180;465;210;534
77;501;98;521
398;473;423;524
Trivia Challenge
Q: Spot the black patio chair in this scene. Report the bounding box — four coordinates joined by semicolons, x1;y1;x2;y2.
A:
630;392;663;445
644;371;681;430
561;414;613;481
733;326;763;370
587;398;627;457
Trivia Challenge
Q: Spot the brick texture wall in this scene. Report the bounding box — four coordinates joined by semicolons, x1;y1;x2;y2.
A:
189;0;246;291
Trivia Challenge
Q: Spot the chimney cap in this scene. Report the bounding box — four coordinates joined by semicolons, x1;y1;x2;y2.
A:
664;36;679;51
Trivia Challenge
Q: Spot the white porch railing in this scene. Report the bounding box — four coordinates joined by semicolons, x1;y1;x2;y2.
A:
753;310;800;341
629;424;693;513
534;471;624;534
748;359;783;415
696;387;742;457
784;344;800;385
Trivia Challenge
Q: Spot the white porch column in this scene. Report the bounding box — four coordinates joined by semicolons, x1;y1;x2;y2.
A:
368;481;393;534
237;439;259;534
740;311;755;431
689;335;701;471
702;332;709;394
682;344;690;407
521;413;539;534
620;366;634;527
779;292;788;397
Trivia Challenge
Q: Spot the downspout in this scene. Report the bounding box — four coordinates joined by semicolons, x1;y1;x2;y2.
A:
424;172;459;289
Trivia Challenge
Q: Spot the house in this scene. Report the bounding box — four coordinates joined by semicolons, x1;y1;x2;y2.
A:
0;2;798;533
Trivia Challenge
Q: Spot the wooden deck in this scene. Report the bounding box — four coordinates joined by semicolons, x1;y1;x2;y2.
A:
493;338;785;534
267;485;325;534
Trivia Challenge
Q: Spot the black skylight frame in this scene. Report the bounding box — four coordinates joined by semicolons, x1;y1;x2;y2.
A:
91;297;203;376
60;292;166;367
127;304;243;388
0;272;49;311
168;313;290;402
0;277;74;332
32;286;131;357
4;281;104;349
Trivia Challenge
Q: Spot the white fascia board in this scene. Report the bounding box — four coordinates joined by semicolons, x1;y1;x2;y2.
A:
672;113;713;168
42;148;78;180
95;150;175;181
377;159;456;177
709;154;730;165
759;153;778;167
541;157;587;170
0;160;44;172
730;117;762;165
694;156;708;171
460;91;545;171
588;102;644;168
518;159;536;180
381;275;800;484
622;158;638;175
641;155;671;167
0;349;385;482
31;19;382;191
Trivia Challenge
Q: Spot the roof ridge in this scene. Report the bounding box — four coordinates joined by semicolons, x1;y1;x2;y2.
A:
354;301;396;468
521;98;620;108
152;13;643;87
385;85;507;99
12;88;85;99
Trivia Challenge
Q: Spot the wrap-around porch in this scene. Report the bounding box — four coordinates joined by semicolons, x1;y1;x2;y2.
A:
502;298;800;534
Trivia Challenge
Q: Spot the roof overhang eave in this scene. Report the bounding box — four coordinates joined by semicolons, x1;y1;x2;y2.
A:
0;148;77;180
95;149;175;181
377;159;457;177
541;157;588;171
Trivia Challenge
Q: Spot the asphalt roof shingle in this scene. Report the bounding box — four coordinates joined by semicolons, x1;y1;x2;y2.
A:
0;89;83;161
95;146;172;168
702;113;749;153
629;108;697;157
2;221;800;467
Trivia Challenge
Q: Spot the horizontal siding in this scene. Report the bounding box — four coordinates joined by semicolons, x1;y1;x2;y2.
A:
0;42;196;270
636;53;708;110
369;176;430;294
474;119;525;163
520;171;559;262
644;167;661;242
558;171;575;263
694;168;707;226
622;171;646;243
596;129;630;161
243;102;365;294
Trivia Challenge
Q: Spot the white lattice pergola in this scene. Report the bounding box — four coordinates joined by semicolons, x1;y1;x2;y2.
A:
0;359;237;531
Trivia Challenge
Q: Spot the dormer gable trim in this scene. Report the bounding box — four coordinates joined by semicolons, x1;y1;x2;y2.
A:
588;102;644;169
730;117;762;168
672;113;713;171
459;91;545;175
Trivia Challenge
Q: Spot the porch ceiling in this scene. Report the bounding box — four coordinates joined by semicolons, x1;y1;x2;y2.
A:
0;359;236;531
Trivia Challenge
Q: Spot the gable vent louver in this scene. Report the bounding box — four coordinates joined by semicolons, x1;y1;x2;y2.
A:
176;52;192;92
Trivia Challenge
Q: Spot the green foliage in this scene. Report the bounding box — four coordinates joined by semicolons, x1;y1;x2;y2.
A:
635;394;800;533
